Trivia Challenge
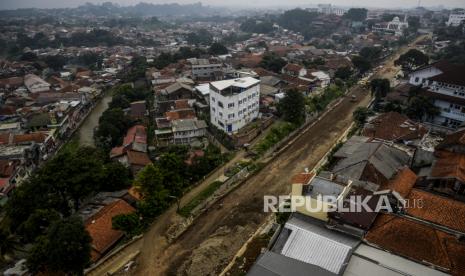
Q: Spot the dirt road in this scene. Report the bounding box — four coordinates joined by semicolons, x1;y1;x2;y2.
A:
135;87;371;276
86;36;426;276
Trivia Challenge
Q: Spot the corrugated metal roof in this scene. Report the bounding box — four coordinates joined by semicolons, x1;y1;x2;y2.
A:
280;216;359;274
247;251;336;276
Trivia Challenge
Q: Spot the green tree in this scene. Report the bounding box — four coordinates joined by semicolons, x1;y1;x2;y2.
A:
77;52;103;69
334;66;353;80
43;55;68;71
395;49;429;71
112;213;142;237
27;217;91;275
345;8;368;21
351;55;371;74
359;46;382;60
240;18;274;34
353;107;373;127
405;96;439;121
278;89;306;126
208;42;228;55
134;164;166;199
370;78;391;98
407;16;420;33
101;162;132;191
38;147;105;210
94;108;131;151
21;209;61;242
186;29;213;45
158;153;187;196
259;52;286;73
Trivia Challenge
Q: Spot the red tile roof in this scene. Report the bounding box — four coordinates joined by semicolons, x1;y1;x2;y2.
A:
365;213;465;275
0;160;19;177
291;172;315;185
127;150;151;167
380;167;417;198
13;132;48;144
123;125;147;147
175;99;190;109
431;151;465;183
85;199;135;262
406;189;465;233
165;109;196;121
436;129;465;152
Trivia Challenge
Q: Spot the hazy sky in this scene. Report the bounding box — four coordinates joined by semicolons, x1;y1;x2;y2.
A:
0;0;464;10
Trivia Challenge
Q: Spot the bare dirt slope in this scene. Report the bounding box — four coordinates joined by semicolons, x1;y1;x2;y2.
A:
136;85;371;276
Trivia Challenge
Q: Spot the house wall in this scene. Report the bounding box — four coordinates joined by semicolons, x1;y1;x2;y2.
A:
173;128;206;144
210;83;260;134
447;12;465;26
408;67;442;86
192;64;222;79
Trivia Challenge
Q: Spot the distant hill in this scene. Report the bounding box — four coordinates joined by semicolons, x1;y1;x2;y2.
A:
0;2;222;18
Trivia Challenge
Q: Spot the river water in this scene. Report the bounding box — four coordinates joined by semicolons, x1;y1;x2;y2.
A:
77;93;113;147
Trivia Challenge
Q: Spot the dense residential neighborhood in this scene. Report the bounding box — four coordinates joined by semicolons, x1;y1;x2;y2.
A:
0;1;464;275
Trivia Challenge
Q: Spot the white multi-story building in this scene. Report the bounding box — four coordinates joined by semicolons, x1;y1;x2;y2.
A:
209;77;260;134
446;11;465;27
409;61;465;128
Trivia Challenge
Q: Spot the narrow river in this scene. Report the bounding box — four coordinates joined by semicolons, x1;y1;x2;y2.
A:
77;92;113;147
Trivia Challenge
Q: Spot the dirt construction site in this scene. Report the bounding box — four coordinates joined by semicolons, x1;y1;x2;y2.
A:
141;88;370;276
85;36;427;276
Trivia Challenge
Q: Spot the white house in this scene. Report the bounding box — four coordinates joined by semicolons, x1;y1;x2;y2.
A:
310;71;331;88
209;77;260;134
408;61;465;128
446;11;465;27
172;119;207;145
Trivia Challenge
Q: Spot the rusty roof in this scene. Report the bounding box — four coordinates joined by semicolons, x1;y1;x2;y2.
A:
127;150;151;166
380;167;417;198
406;189;465;234
431;151;465;183
436;129;465;152
291;172;315;185
85;199;135;262
365;213;465;275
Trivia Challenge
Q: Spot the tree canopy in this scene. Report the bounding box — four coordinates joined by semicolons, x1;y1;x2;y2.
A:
27;217;91;275
186;29;213;45
94;107;131;151
344;8;368;21
278;89;306;126
259;52;286;73
334;66;353;80
240;18;274;34
208;42;228;55
370;78;391;98
395;49;429;71
351;55;371;74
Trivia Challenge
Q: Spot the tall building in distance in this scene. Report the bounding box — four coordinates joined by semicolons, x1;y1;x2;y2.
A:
209;77;260;134
446;10;465;26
